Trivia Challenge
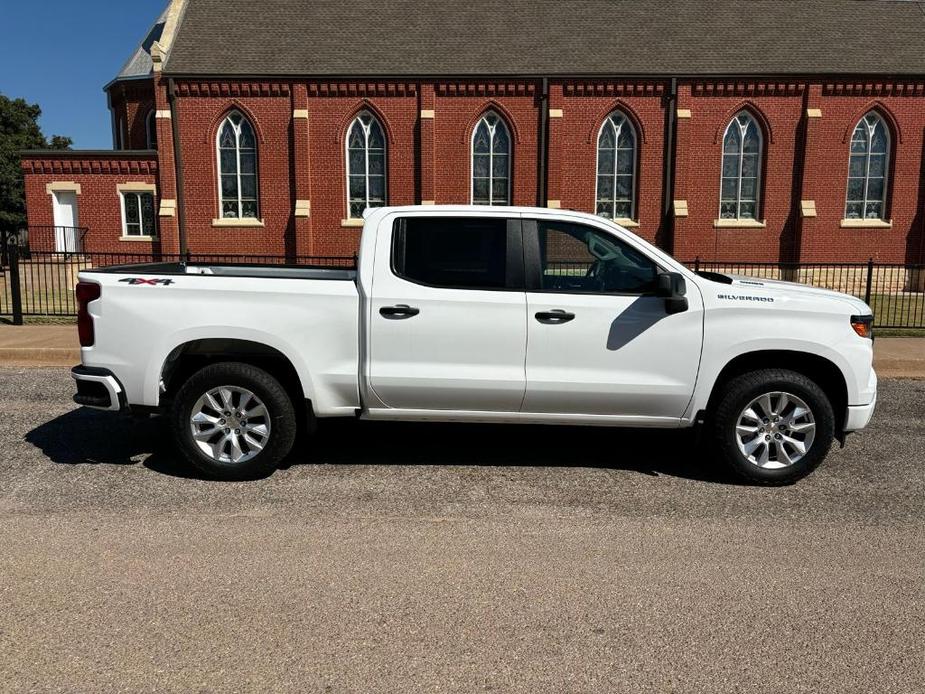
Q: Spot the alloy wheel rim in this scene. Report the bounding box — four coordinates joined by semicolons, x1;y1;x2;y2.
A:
735;391;816;469
189;386;271;464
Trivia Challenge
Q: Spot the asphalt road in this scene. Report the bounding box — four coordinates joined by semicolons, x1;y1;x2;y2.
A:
1;368;923;693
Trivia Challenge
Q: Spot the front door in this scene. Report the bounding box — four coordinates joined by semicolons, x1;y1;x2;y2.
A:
52;191;80;253
368;214;527;412
522;218;703;422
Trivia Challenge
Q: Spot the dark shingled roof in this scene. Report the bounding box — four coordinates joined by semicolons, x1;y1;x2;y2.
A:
165;0;925;77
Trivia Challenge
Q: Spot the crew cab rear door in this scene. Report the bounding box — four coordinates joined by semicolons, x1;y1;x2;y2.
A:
521;217;703;422
367;213;527;412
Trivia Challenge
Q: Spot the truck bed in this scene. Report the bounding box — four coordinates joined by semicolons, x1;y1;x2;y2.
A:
89;261;357;282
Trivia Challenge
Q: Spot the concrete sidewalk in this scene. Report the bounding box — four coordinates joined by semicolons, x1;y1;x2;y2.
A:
0;325;923;377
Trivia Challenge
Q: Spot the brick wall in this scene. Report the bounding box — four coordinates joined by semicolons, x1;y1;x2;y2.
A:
21;153;159;254
22;76;925;264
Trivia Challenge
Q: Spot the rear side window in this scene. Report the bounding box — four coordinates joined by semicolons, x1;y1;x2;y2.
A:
392;217;513;289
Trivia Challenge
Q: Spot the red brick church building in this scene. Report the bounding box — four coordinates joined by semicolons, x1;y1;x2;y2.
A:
20;0;925;263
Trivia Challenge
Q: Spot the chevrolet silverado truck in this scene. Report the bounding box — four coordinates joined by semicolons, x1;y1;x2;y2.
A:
71;206;877;484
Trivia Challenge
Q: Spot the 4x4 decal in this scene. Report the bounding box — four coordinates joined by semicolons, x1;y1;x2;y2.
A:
119;278;175;286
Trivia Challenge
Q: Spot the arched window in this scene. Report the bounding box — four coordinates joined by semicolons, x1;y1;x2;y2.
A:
346;111;387;219
845;112;890;220
595;111;637;220
216;111;259;219
145;110;157;150
720;112;762;220
472;112;510;205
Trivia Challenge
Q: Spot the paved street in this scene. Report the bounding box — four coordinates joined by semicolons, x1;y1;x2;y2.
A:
1;368;923;693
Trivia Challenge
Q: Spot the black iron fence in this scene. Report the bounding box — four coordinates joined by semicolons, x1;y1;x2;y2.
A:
1;241;923;329
0;246;356;324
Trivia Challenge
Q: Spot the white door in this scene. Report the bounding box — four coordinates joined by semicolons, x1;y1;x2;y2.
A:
522;219;703;422
368;215;527;412
52;191;80;252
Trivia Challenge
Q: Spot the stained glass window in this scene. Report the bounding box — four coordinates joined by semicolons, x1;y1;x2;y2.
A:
216;111;259;219
472;112;510;205
719;112;762;220
845;112;890;220
346;112;387;219
595;111;637;220
122;192;156;237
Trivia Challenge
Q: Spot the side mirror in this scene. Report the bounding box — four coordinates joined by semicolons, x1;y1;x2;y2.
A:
656;272;689;314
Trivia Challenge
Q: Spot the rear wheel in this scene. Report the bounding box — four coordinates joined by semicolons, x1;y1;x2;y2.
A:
711;369;834;485
171;362;297;480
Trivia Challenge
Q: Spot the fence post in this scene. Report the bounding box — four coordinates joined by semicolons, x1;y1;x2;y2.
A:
864;257;874;306
694;256;700;272
0;230;8;268
9;242;23;325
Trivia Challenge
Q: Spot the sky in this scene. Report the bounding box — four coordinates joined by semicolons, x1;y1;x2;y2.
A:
0;0;167;149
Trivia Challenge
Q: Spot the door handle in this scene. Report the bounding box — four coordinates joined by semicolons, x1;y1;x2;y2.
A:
380;304;421;319
535;309;575;324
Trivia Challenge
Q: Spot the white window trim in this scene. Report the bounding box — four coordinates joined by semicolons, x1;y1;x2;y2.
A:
843;113;890;222
594;111;638;222
216;111;260;220
718;112;763;221
470;112;511;206
345;111;388;219
118;185;158;240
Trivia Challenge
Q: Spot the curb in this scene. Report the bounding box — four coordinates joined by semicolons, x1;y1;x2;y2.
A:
0;348;81;368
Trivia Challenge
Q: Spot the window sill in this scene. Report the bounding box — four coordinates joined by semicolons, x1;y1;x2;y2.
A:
614;217;639;228
340;218;365;228
120;235;158;242
212;218;265;228
713;218;766;229
840;218;892;229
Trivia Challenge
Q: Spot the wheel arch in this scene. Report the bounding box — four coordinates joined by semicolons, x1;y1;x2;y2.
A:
704;350;849;432
159;338;311;415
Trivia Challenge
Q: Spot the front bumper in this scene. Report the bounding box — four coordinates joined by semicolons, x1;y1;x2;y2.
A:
844;391;877;432
71;365;127;412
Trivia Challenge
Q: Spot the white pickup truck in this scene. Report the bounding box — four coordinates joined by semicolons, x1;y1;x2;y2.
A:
72;206;877;484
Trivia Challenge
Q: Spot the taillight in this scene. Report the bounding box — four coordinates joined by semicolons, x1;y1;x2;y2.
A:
851;314;874;339
76;282;101;347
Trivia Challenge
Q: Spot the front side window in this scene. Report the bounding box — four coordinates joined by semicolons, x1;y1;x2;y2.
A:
533;221;657;294
595;111;637;220
720;112;762;220
392;217;511;289
217;111;259;219
471;112;510;205
845;112;890;220
346;111;387;218
121;191;156;237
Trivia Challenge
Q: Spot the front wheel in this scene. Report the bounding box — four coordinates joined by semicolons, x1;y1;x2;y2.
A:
710;369;835;485
171;362;297;480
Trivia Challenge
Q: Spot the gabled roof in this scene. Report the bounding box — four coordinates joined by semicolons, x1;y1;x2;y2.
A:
163;0;925;77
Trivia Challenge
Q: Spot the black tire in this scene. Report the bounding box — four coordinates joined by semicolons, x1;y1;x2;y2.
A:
710;369;835;486
171;362;297;480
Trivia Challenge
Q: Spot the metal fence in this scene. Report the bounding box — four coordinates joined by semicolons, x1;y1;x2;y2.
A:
0;246;356;323
1;241;923;329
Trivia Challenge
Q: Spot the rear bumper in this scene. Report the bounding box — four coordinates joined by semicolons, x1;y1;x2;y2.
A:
844;391;877;432
71;365;127;412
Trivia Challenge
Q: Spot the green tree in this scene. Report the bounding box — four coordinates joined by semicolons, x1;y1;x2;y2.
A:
0;94;72;230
